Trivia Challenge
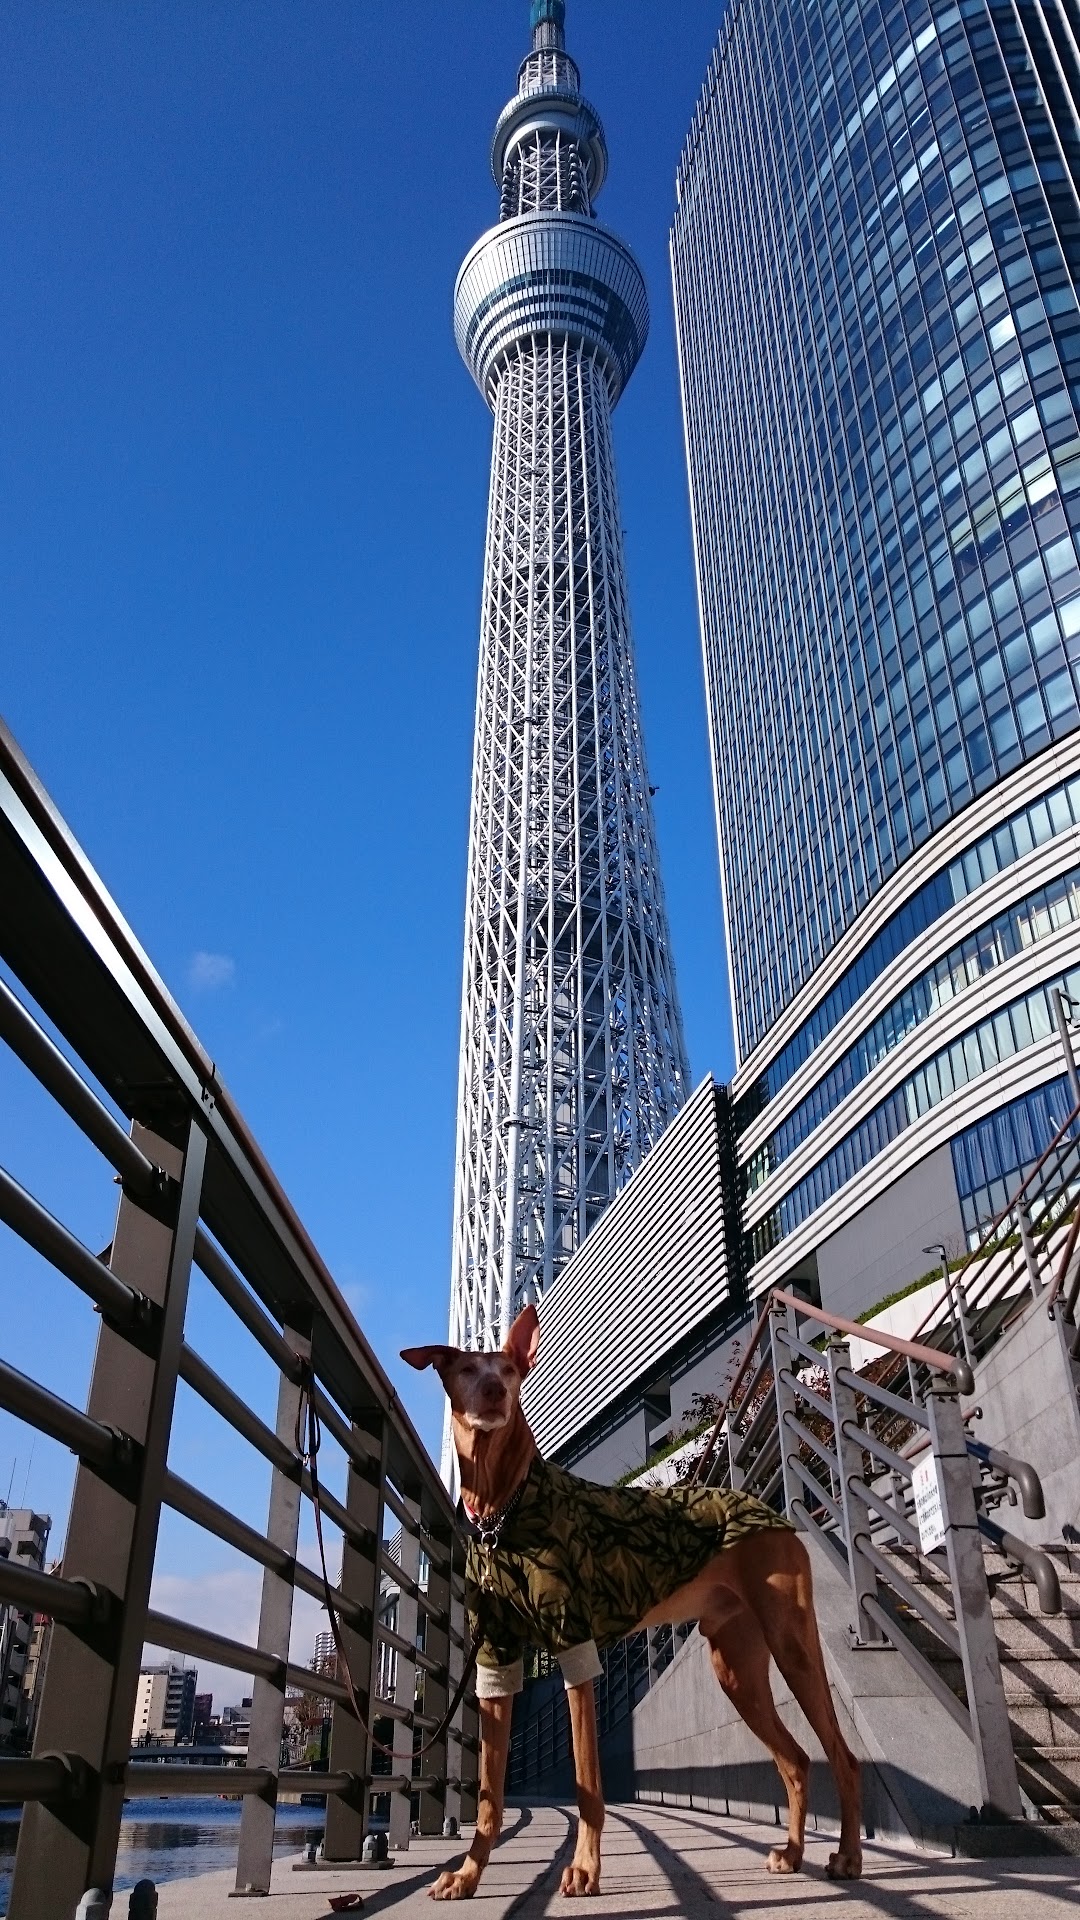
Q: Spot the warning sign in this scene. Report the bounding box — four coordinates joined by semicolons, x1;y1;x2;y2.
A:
911;1453;946;1554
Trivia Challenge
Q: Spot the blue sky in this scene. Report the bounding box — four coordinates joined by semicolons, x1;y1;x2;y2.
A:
0;1;731;1703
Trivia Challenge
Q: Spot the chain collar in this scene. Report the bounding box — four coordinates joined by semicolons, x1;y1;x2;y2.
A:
462;1475;527;1555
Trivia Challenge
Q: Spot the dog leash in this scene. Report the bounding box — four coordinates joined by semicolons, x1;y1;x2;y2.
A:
296;1362;485;1763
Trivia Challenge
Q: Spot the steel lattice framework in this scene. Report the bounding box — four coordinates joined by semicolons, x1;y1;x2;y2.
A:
447;0;688;1370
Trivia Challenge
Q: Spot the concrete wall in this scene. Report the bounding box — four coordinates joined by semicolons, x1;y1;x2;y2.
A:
565;1322;750;1486
609;1533;984;1849
973;1299;1080;1547
567;1414;648;1486
816;1144;966;1324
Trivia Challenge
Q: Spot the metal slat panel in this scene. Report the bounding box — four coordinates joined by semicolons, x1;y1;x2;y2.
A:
523;1077;730;1454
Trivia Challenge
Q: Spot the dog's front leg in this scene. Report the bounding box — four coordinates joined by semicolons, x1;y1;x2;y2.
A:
430;1695;512;1901
561;1681;603;1897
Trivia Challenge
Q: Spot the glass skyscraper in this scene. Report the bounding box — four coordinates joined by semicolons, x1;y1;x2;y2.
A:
673;0;1080;1309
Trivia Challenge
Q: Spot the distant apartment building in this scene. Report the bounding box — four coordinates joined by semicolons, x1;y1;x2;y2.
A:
0;1507;51;1748
673;0;1080;1318
192;1692;214;1743
312;1630;336;1676
131;1662;197;1746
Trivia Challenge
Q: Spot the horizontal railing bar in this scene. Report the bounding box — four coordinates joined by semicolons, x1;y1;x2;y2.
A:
732;1392;777;1470
0;976;157;1193
194;1227;301;1378
417;1535;452;1574
781;1408;839;1477
778;1326;828;1371
844;1421;912;1481
785;1452;844;1526
381;1482;421;1537
163;1471;291;1580
0;1557;101;1627
381;1549;418;1598
124;1764;364;1798
0;1162;144;1325
0;1354;121;1473
279;1769;360;1796
0;1755;77;1803
179;1344;297;1476
740;1431;781;1496
847;1475;922;1554
143;1610;374;1709
377;1625;417;1661
774;1289;974;1393
857;1539;961;1657
299;1471;374;1556
417;1592;450;1626
757;1463;784;1507
128;1765;273;1796
286;1663;352;1705
861;1595;972;1736
311;1385;379;1473
292;1561;368;1630
372;1626;443;1680
144;1611;279;1683
779;1366;832;1422
371;1696;411;1723
729;1346;774;1435
834;1366;929;1432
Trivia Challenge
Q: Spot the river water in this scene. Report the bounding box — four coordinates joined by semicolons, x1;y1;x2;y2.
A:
0;1796;325;1911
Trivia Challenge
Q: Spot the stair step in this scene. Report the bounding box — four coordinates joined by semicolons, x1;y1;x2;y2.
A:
1009;1704;1080;1744
993;1620;1080;1657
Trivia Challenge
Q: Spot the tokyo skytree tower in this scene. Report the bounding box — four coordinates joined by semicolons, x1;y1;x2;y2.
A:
448;0;688;1359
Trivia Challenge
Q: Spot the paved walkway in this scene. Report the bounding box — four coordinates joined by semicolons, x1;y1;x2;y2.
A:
155;1801;1078;1918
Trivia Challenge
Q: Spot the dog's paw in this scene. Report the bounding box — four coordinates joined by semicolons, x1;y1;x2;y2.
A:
765;1843;803;1876
560;1863;600;1897
429;1870;477;1901
826;1849;862;1881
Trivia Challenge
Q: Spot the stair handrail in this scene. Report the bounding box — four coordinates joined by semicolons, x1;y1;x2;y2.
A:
907;1095;1080;1357
771;1288;975;1393
766;1296;1025;1819
691;1296;773;1485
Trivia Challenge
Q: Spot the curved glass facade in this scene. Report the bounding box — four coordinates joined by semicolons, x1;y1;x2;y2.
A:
673;0;1080;1067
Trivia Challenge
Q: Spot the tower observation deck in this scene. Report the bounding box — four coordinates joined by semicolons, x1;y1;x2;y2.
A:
448;0;689;1373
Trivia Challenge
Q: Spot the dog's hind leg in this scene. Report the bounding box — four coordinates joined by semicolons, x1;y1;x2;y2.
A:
746;1537;863;1881
703;1606;810;1875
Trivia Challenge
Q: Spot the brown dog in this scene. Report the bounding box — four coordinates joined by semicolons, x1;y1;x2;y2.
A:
403;1306;861;1901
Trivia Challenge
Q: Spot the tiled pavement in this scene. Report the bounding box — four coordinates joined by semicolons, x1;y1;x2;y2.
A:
154;1800;1079;1918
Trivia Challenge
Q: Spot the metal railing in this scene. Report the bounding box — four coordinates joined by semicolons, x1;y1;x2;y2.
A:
906;1087;1080;1374
711;1288;1062;1823
0;715;477;1915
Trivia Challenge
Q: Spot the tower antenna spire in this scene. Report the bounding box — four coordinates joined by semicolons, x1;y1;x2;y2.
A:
530;0;566;51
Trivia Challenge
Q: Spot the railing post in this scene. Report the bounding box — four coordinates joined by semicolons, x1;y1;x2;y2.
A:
769;1299;798;1518
233;1320;311;1896
826;1337;886;1645
388;1497;421;1850
417;1509;452;1837
323;1411;387;1863
452;1538;478;1826
1052;986;1080;1109
924;1379;1023;1819
1016;1203;1043;1302
10;1117;206;1920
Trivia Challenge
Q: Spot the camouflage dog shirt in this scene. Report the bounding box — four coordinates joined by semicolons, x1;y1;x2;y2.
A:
464;1455;791;1698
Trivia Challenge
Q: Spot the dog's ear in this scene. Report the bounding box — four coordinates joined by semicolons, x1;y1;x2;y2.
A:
503;1304;540;1377
400;1344;457;1374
